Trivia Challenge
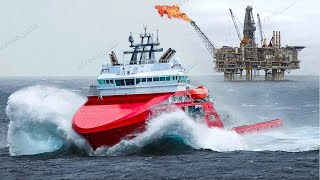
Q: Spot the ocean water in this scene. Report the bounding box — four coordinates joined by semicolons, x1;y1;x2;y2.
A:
0;75;319;179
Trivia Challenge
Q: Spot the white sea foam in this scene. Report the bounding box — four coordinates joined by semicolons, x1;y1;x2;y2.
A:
5;85;320;156
96;110;247;156
6;85;88;156
97;111;320;155
243;126;320;152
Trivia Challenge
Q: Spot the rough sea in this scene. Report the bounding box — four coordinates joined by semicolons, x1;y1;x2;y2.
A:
0;75;319;179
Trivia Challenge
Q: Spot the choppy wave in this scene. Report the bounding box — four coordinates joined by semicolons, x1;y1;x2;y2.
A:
243;126;320;152
95;111;246;156
6;85;90;156
5;85;320;156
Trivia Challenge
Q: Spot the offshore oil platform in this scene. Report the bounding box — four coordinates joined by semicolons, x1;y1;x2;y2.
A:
155;5;305;81
190;6;305;81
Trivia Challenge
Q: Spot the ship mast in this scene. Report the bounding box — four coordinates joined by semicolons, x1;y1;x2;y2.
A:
124;27;163;65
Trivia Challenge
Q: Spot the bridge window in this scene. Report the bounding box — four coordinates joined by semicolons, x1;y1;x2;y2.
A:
172;76;178;81
166;77;170;81
115;79;125;86
97;79;106;84
160;77;165;81
178;76;188;83
142;78;147;82
147;78;152;82
136;78;141;84
125;79;134;86
153;77;159;82
102;79;115;85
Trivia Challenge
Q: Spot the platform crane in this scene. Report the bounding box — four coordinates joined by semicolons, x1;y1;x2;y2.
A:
229;9;242;41
257;14;266;47
190;21;216;59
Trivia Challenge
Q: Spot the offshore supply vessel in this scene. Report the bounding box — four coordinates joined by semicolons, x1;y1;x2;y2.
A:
72;28;282;150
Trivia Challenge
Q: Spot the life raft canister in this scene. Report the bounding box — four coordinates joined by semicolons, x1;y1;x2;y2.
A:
190;86;209;99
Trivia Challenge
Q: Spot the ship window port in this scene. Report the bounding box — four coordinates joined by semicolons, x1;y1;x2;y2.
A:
97;76;189;86
125;79;134;86
178;76;188;83
135;76;177;85
153;77;159;81
98;79;115;85
115;79;125;86
105;80;114;84
97;79;106;84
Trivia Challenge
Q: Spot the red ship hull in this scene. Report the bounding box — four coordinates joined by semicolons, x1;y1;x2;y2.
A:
81;120;147;150
73;90;225;150
73;93;172;150
73;90;283;150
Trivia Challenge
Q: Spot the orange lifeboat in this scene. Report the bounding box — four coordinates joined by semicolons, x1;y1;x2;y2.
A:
190;86;209;99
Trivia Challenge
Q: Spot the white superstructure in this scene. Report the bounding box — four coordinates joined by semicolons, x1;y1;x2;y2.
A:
97;58;189;96
94;28;190;96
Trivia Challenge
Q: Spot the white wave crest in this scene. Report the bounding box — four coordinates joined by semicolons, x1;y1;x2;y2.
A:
95;110;247;156
6;85;88;156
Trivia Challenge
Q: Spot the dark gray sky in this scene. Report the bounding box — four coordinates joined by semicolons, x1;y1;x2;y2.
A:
0;0;318;76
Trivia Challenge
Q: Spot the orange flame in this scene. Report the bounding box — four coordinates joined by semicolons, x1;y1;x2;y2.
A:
155;5;192;22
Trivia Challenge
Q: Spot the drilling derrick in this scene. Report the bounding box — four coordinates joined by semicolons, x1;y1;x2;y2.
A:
239;6;257;80
243;6;256;45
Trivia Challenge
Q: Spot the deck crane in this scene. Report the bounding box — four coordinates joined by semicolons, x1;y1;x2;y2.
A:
190;21;216;59
229;9;242;41
257;14;266;47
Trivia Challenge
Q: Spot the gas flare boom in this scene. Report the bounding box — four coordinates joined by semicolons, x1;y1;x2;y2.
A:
155;5;192;22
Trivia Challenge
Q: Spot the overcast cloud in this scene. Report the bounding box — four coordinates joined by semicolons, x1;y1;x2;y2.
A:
0;0;318;76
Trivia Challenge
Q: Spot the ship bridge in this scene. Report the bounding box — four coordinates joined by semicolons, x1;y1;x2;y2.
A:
94;28;190;96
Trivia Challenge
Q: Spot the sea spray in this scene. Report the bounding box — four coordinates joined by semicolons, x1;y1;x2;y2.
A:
5;86;319;156
95;110;247;156
243;126;320;152
6;85;89;156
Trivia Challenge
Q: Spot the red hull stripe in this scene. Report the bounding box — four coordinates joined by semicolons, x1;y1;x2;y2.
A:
232;119;283;134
